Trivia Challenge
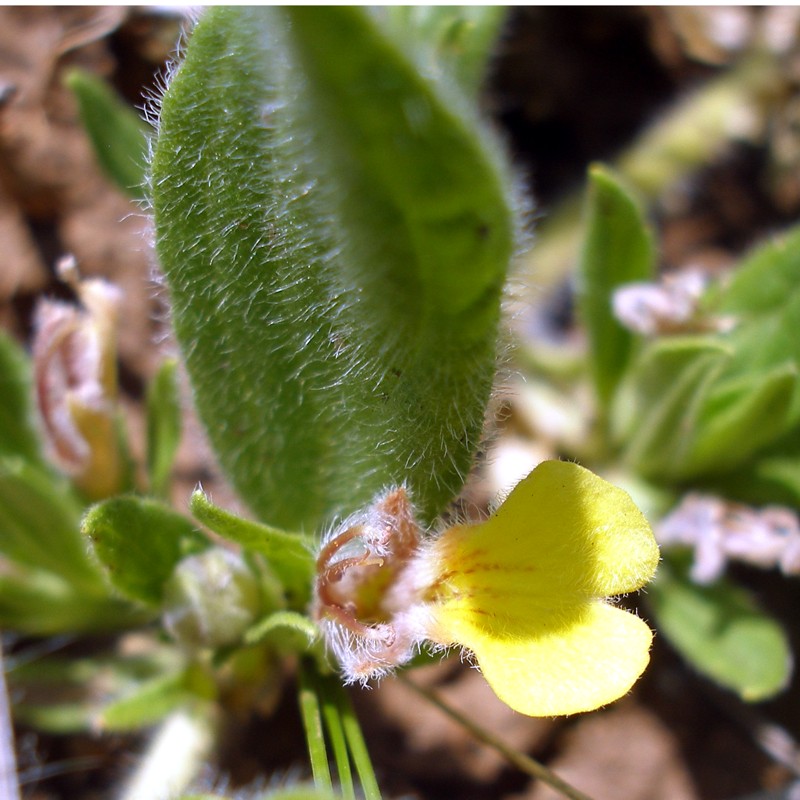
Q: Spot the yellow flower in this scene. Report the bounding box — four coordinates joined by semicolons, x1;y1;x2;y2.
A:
314;460;659;717
418;460;659;716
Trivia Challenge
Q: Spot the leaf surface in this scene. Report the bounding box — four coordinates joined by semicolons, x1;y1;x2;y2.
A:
152;8;514;530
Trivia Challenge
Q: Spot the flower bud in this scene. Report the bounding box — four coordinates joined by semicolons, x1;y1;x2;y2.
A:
32;263;125;499
163;548;263;649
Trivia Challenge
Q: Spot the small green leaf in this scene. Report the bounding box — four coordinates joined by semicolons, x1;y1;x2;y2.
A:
189;490;314;606
14;702;94;734
617;225;800;484
98;665;215;732
0;332;43;464
83;496;208;605
152;7;515;530
613;338;730;479
384;7;507;96
703;226;800;424
578;164;655;408
0;567;146;635
257;792;338;800
10;648;183;731
648;555;792;701
699;425;800;507
706;224;800;316
0;457;102;592
685;363;796;475
146;358;182;498
735;453;800;506
65;68;149;200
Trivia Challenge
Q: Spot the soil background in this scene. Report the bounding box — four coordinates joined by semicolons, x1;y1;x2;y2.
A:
3;7;800;800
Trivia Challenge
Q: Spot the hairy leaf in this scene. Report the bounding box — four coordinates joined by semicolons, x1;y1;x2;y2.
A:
83;496;208;605
152;7;515;531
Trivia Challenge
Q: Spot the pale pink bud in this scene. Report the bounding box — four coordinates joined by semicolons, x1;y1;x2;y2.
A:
32;267;125;499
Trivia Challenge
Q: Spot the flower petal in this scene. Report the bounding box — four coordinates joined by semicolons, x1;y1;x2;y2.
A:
430;599;653;716
428;461;658;603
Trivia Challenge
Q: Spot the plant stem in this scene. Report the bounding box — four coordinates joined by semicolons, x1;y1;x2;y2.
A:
398;673;594;800
317;678;355;800
298;662;333;793
328;679;382;800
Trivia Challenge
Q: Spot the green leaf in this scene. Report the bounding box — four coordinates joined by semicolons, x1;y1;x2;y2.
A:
319;680;354;800
152;7;515;531
325;674;382;800
384;7;507;96
697;425;800;507
98;665;215;732
146;358;182;498
0;567;146;635
613;337;731;479
83;496;208;606
10;647;183;731
618;226;800;484
0;332;43;464
647;555;792;701
14;702;94;734
684;363;796;475
703;226;800;422
0;457;102;591
707;224;800;316
65;68;149;200
577;164;655;408
189;490;313;606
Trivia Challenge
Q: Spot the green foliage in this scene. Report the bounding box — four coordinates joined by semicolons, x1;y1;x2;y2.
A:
6;8;800;798
384;7;508;97
0;332;44;464
152;7;515;531
65;68;149;200
146;358;182;498
82;496;208;606
299;661;381;800
189;489;314;606
614;225;800;485
0;567;145;635
98;664;216;731
578;164;655;409
0;458;100;591
11;647;187;733
647;555;792;701
573;167;799;701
